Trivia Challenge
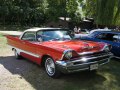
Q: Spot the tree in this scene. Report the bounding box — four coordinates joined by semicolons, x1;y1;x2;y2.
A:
84;0;120;26
0;0;47;26
46;0;84;23
46;0;66;21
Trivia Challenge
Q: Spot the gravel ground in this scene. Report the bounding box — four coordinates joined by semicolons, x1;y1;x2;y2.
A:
0;46;65;90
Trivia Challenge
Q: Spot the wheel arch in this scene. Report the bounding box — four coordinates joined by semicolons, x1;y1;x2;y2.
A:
12;48;15;51
40;55;52;67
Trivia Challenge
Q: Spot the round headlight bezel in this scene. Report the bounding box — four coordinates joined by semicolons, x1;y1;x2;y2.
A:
64;51;73;59
103;45;110;52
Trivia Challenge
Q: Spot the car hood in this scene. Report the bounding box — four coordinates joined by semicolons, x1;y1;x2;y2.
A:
41;40;105;53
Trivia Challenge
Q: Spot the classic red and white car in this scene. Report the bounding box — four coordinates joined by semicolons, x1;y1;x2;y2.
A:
6;28;113;78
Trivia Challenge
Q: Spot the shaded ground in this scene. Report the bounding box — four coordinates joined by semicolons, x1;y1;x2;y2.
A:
0;33;120;90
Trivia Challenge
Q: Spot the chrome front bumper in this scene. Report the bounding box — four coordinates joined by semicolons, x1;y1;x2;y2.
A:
56;52;113;73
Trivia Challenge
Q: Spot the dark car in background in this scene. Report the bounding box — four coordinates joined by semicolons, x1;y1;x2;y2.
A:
77;31;120;59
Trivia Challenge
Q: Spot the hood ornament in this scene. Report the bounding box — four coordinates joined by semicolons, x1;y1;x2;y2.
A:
83;45;94;49
82;42;95;49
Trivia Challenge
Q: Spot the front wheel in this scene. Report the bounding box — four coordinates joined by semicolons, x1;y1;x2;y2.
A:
45;57;61;78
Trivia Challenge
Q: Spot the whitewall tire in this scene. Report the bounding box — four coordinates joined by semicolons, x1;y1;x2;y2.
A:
45;57;61;78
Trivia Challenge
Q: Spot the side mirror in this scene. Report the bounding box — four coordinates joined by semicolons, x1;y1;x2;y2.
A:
38;37;43;42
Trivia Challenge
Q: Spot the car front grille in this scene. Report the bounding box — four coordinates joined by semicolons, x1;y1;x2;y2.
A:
71;51;112;65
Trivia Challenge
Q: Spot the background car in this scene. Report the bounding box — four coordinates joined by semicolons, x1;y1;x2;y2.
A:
75;29;111;38
89;29;111;34
77;31;120;59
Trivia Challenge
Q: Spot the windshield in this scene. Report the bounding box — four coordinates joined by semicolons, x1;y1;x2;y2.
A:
88;31;99;37
37;29;74;41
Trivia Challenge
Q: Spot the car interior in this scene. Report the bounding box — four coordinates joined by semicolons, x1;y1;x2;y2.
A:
96;33;120;42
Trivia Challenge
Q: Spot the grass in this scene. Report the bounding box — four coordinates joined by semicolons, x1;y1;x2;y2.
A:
0;33;7;47
0;33;12;56
0;33;120;90
62;60;120;90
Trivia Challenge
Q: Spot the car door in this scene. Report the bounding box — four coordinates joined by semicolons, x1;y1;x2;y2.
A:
113;34;120;57
82;31;101;42
95;33;120;57
21;32;40;63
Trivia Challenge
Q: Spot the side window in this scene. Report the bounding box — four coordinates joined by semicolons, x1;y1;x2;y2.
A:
36;31;43;41
113;34;120;42
96;33;119;42
89;31;99;37
22;32;36;41
96;33;107;39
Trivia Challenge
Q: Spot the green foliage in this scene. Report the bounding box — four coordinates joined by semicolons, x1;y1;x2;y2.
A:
84;0;120;26
0;0;85;25
46;0;66;21
47;0;83;22
0;0;47;26
1;0;120;26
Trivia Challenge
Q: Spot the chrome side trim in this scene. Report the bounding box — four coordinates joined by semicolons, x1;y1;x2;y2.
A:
9;45;40;58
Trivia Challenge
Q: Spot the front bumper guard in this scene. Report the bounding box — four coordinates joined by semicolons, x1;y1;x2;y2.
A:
56;52;113;73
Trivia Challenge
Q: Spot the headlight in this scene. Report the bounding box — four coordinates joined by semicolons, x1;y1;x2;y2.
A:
64;51;72;59
104;46;110;52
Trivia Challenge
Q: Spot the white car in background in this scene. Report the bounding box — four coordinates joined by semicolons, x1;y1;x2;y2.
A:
75;29;112;39
89;29;111;34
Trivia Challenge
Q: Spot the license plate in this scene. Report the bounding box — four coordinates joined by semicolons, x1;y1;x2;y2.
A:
90;64;98;70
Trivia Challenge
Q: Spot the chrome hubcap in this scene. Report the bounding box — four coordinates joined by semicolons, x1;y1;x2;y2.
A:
45;58;55;76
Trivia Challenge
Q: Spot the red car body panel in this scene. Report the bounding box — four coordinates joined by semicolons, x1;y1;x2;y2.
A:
7;35;63;64
6;35;106;65
6;28;114;76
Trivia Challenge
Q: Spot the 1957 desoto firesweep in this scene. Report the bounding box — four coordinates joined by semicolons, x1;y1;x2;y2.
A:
6;28;113;78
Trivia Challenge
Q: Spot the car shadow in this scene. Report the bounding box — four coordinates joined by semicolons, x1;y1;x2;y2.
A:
0;56;120;90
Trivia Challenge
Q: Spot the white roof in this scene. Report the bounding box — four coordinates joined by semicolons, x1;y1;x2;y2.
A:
24;27;61;32
20;27;62;39
90;29;111;34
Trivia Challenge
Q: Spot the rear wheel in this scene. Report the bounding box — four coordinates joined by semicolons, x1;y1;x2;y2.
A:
45;57;61;78
14;49;21;59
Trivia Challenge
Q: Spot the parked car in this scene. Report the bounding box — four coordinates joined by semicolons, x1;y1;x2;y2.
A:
6;28;112;78
89;29;111;34
75;29;111;38
78;31;120;59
